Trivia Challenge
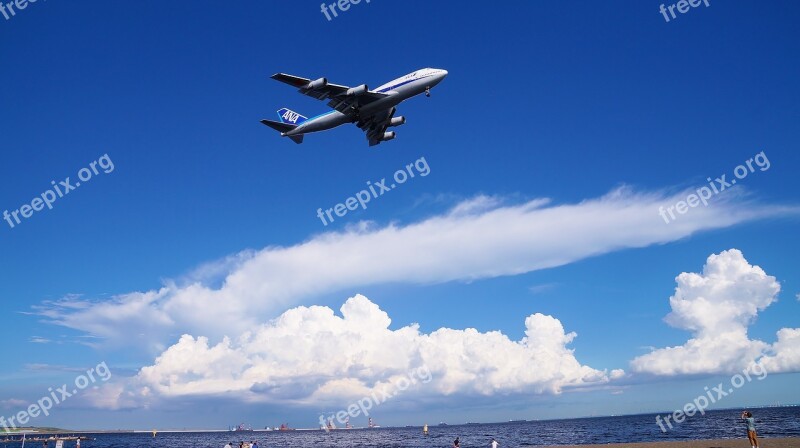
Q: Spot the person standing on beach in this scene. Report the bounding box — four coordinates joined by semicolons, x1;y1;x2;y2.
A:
490;438;498;448
742;410;760;448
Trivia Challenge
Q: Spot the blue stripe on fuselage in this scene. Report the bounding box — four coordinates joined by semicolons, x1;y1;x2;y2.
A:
376;74;436;93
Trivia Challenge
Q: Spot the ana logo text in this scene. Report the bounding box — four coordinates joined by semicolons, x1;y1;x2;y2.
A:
282;110;300;123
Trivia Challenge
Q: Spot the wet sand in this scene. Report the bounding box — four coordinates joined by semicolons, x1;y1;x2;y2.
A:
544;438;799;448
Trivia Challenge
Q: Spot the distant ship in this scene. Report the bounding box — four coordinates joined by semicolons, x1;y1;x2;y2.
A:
229;423;253;432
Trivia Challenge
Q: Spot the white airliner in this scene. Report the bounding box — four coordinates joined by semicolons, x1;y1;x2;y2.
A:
261;68;448;146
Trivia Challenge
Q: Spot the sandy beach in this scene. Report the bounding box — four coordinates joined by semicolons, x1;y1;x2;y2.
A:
545;438;800;448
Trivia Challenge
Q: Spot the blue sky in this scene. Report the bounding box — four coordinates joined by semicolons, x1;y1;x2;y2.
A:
1;0;799;431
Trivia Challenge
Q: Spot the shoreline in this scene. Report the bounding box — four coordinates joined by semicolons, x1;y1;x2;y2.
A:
543;437;800;448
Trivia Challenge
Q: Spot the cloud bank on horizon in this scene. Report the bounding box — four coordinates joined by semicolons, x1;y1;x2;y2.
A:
96;294;621;411
79;249;800;412
80;249;800;412
34;187;794;353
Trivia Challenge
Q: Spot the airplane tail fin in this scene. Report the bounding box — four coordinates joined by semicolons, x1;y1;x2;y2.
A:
260;119;304;144
276;108;308;125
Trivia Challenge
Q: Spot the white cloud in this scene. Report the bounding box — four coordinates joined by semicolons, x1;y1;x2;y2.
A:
0;398;28;410
446;194;510;216
29;336;52;344
99;294;617;409
759;328;800;374
631;249;800;376
528;283;558;295
35;189;793;352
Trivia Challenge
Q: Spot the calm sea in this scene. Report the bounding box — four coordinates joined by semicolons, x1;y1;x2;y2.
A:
3;407;798;448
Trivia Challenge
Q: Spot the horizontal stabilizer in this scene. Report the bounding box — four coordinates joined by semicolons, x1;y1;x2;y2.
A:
260;119;295;133
260;119;304;144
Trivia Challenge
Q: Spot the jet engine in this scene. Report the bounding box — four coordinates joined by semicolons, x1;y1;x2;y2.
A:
306;77;327;89
346;84;369;96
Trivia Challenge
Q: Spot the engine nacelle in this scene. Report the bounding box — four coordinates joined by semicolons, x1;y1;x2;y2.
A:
346;84;368;96
306;77;327;90
380;131;396;142
389;116;406;127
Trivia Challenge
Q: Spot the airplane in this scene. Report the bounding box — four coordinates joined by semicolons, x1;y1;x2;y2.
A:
261;68;448;146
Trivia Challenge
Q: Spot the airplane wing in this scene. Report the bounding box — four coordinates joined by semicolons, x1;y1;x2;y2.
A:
357;107;397;147
271;73;388;116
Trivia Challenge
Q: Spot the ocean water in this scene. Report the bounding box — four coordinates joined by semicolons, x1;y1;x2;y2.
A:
3;407;798;448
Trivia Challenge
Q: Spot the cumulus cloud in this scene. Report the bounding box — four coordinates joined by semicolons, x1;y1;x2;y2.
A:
759;328;800;373
34;189;793;352
631;249;800;376
95;294;618;409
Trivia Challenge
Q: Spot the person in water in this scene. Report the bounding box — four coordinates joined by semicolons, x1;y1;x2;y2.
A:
742;411;759;448
224;443;232;448
490;438;499;448
453;437;460;448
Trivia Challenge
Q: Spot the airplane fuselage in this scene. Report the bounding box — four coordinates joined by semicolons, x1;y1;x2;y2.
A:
283;68;447;137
